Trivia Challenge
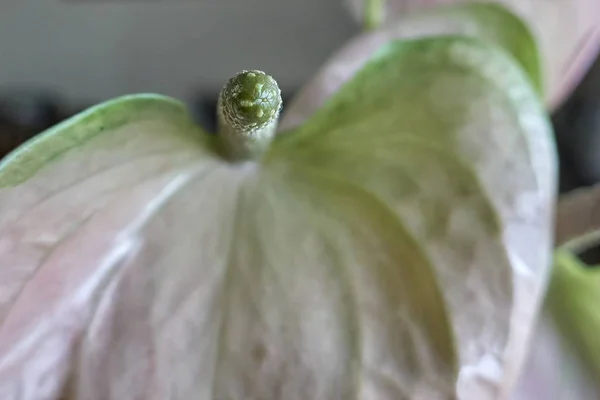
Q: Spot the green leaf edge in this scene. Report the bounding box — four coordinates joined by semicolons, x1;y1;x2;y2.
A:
549;249;600;379
0;94;197;188
272;34;546;152
442;2;543;97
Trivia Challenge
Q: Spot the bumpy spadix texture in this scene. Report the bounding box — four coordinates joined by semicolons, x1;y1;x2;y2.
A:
0;6;555;400
219;70;281;131
217;70;282;159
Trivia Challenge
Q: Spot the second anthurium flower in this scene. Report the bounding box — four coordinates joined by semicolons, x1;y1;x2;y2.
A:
343;0;600;111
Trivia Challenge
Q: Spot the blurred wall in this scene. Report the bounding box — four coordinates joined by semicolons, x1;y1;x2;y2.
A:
0;0;357;104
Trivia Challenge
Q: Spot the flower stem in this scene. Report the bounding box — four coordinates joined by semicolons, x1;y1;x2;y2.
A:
563;229;600;257
364;0;385;31
217;70;282;161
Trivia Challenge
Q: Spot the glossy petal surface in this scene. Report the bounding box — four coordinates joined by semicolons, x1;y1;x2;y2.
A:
0;35;556;399
514;251;600;399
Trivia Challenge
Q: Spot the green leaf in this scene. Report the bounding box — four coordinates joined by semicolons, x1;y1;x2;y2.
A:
513;184;600;398
281;2;542;131
0;37;555;400
514;250;600;399
549;251;600;378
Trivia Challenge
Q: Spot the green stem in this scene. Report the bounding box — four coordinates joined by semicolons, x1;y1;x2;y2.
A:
364;0;385;31
217;70;282;161
563;229;600;257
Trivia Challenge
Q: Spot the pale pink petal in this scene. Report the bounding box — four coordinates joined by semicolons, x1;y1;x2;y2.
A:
512;309;600;400
342;0;600;111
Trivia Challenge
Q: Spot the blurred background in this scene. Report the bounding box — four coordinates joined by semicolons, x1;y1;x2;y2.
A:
1;0;599;196
0;0;355;152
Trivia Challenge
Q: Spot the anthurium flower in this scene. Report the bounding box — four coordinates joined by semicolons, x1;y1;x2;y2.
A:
343;0;600;110
0;5;555;400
